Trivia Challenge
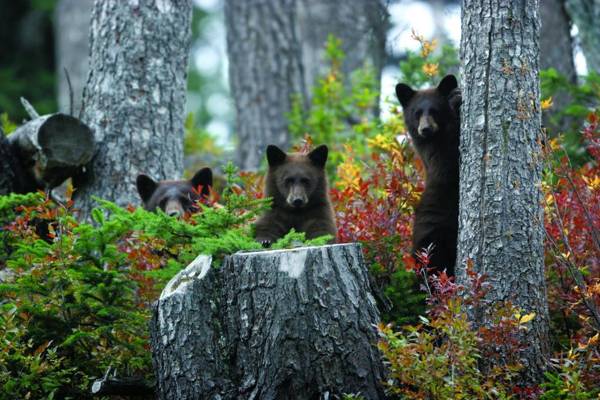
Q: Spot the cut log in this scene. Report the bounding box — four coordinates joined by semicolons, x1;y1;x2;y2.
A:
5;112;94;191
150;244;386;400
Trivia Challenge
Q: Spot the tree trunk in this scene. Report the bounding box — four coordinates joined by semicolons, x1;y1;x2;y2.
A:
150;244;386;400
54;0;93;116
540;0;577;134
540;0;576;81
459;0;550;383
565;0;600;73
225;0;387;170
76;0;192;219
295;0;388;101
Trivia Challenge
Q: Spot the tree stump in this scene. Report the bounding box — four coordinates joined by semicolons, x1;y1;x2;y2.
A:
150;244;386;400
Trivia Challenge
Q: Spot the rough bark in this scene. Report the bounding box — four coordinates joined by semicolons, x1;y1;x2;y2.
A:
0;110;93;195
225;0;388;170
54;0;93;116
76;0;192;219
459;0;550;382
150;244;386;400
565;0;600;73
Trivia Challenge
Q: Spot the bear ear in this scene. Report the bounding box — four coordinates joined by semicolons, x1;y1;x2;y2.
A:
308;144;328;168
395;83;416;109
136;174;158;204
266;145;287;167
437;74;458;97
191;167;213;196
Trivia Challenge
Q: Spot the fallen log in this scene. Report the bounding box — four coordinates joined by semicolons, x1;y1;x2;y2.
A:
0;98;94;195
150;243;386;400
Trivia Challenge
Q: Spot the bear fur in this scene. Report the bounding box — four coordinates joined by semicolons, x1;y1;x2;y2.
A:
254;144;337;245
395;74;461;276
136;167;213;217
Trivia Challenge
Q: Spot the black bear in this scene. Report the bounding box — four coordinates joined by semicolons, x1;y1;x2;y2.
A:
395;74;461;276
254;144;337;246
136;167;213;217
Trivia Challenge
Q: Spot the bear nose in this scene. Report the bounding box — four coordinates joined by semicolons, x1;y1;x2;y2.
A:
420;127;434;137
168;210;180;217
292;198;304;207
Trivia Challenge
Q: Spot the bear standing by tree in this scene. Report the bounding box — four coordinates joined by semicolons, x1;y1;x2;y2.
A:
395;74;461;276
254;144;337;246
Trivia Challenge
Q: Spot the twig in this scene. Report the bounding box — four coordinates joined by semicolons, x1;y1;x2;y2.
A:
564;173;600;252
64;68;74;116
549;190;600;332
558;147;600;253
20;97;40;120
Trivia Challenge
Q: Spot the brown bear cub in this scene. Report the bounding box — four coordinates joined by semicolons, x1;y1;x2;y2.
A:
395;74;461;276
254;144;337;246
136;167;213;217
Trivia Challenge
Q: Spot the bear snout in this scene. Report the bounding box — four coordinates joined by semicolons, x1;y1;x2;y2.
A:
418;115;438;138
165;199;185;218
286;188;308;208
292;198;304;207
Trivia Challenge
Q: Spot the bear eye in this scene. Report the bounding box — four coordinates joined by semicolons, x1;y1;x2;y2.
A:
300;178;310;185
415;109;423;118
284;177;294;186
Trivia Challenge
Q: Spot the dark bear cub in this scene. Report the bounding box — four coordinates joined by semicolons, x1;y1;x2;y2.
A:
395;74;461;276
254;144;337;246
136;167;213;217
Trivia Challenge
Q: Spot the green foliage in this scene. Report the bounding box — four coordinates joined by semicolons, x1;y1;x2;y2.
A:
0;304;78;400
0;113;17;135
541;69;600;125
184;112;223;158
540;345;600;399
0;2;57;121
269;229;333;250
541;69;600;163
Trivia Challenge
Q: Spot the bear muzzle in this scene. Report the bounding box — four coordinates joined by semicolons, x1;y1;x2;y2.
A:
286;187;308;208
165;199;185;218
418;115;439;138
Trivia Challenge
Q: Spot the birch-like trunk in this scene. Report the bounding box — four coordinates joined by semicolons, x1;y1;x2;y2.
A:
225;0;387;170
565;0;600;73
76;0;192;219
459;0;550;382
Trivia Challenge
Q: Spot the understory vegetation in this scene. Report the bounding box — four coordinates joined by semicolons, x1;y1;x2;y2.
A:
1;36;599;399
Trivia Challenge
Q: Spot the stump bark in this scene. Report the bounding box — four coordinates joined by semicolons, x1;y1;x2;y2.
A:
150;244;386;400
